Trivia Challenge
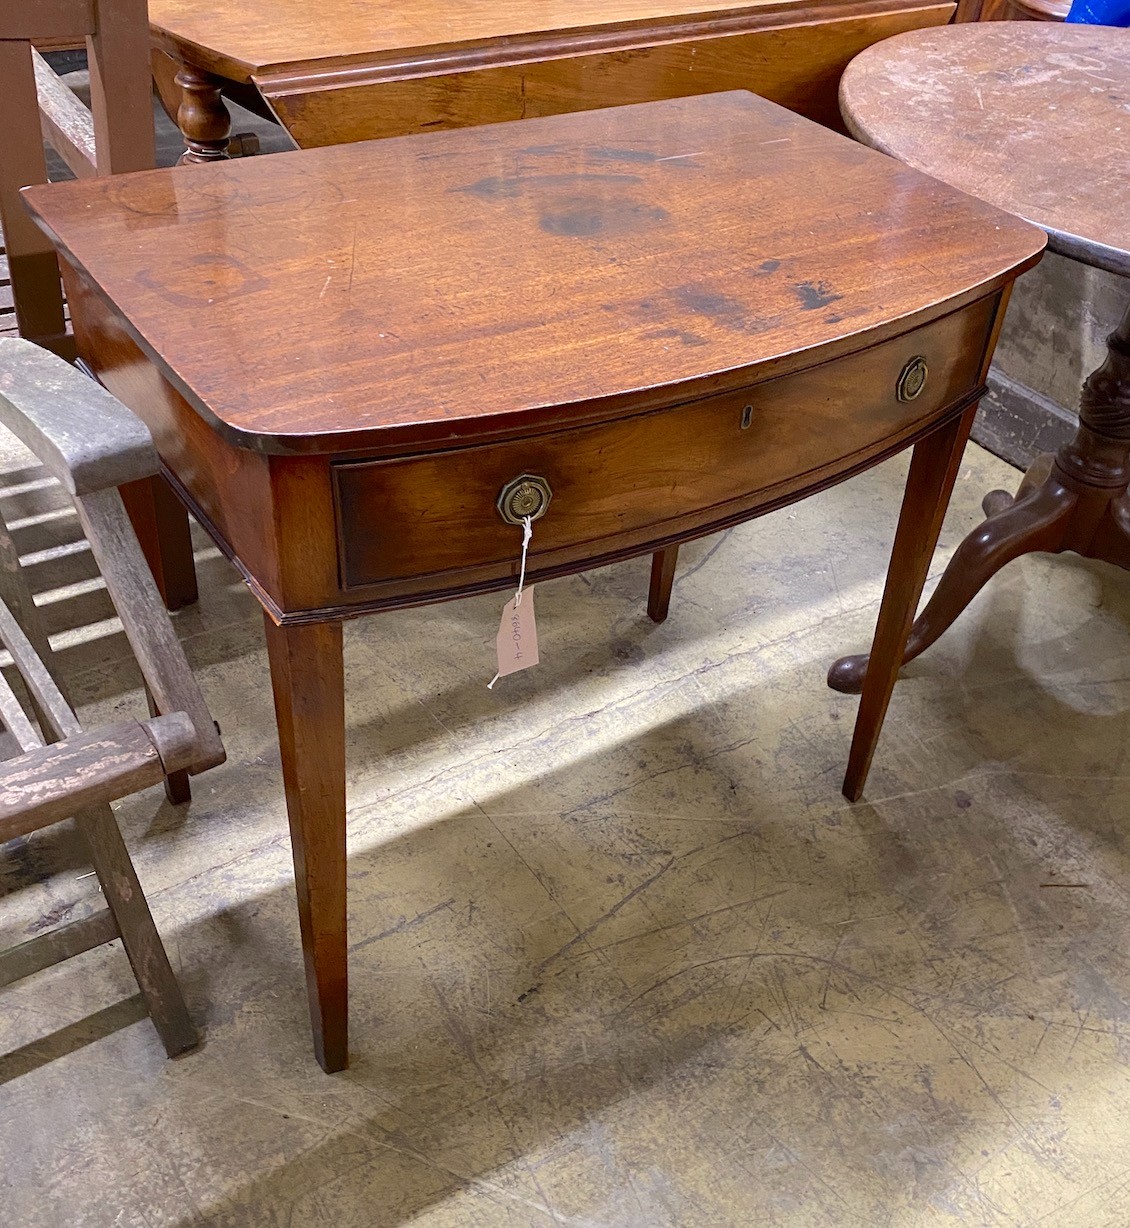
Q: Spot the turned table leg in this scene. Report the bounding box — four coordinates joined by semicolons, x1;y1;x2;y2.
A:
263;614;348;1073
175;64;232;165
830;299;1130;700
842;404;978;800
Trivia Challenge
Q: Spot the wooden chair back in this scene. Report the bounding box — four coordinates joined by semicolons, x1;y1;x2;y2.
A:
0;0;154;357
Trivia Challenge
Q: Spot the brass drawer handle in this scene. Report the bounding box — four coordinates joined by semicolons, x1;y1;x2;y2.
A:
497;474;553;525
896;356;929;402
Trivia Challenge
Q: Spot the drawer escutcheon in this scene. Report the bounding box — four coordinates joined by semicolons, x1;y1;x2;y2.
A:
497;474;553;525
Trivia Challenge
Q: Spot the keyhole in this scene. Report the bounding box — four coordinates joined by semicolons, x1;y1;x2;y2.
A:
740;405;753;430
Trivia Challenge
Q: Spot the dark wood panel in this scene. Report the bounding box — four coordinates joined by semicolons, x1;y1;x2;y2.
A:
62;260;281;589
26;92;1043;455
334;294;997;591
262;4;955;144
148;0;942;78
0;3;95;41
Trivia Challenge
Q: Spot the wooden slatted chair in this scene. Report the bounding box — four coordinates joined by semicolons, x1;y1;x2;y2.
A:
0;0;197;611
0;336;225;1057
0;0;155;357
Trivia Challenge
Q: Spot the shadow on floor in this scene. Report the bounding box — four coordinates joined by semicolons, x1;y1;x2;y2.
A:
5;615;1130;1223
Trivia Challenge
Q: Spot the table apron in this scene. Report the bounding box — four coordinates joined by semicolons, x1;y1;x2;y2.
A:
64;255;1000;625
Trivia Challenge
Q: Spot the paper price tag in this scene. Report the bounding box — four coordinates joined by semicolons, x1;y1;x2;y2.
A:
493;588;539;683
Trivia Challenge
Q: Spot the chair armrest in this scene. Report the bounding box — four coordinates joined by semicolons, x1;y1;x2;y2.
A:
0;714;197;844
0;337;159;494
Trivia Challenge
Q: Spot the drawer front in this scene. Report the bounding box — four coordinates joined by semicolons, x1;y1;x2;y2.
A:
334;295;997;592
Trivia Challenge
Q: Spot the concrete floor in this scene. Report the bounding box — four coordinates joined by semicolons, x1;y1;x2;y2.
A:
2;434;1130;1227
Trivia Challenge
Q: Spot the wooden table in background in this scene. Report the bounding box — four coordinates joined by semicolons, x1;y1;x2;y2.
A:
26;92;1042;1070
146;0;955;161
829;23;1130;696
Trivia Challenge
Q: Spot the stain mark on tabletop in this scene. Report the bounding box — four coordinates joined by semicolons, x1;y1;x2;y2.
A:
643;327;709;347
540;198;669;238
453;172;642;199
673;286;760;334
137;254;269;307
587;146;661;163
794;280;843;310
757;259;781;274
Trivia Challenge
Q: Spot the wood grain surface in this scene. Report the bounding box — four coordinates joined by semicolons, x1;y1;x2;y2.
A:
35;85;1048;1069
333;294;999;592
255;1;955;145
25;91;1044;455
147;0;904;78
840;24;1130;277
0;716;194;842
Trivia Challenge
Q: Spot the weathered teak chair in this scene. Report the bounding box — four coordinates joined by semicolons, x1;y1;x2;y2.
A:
0;0;197;610
0;337;225;1056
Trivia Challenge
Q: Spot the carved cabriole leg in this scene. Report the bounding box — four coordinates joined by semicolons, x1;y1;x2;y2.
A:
175;64;232;165
841;405;980;800
830;299;1130;698
827;476;1075;695
263;614;348;1073
1090;492;1130;568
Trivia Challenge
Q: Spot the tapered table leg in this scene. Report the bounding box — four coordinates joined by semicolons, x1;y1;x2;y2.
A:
120;474;198;611
828;474;1075;696
842;405;978;801
263;614;347;1073
145;683;191;805
648;546;679;623
830;299;1130;702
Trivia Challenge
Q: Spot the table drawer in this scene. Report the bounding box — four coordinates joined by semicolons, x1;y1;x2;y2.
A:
333;295;997;591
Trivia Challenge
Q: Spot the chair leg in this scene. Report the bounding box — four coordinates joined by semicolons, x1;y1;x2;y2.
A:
841;405;978;802
76;803;197;1056
647;546;679;623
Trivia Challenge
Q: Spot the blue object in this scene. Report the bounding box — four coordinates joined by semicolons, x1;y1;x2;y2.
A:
1065;0;1130;24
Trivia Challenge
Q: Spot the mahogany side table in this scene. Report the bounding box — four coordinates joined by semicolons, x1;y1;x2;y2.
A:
145;0;955;161
24;92;1043;1070
829;25;1130;703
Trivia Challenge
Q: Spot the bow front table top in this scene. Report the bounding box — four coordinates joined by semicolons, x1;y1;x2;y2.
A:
24;92;1045;1069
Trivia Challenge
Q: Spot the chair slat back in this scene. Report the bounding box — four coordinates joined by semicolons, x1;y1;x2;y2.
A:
0;0;155;357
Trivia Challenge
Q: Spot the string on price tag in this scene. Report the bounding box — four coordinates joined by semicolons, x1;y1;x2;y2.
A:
488;515;539;689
